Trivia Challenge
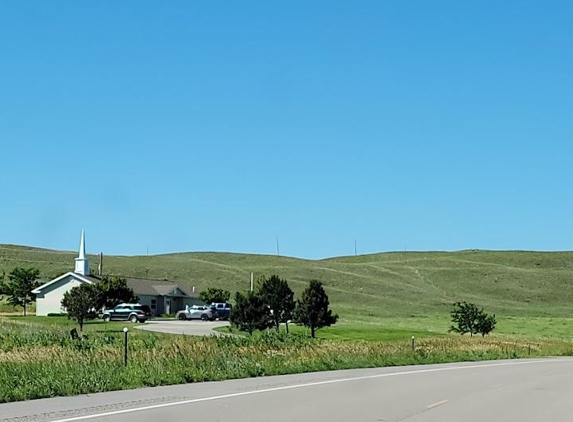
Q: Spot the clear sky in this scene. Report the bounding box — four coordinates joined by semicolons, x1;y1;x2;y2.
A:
1;1;572;259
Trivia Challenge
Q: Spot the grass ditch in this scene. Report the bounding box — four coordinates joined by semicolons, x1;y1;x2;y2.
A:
2;317;573;403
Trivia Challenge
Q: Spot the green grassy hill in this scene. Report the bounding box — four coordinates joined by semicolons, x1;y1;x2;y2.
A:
1;245;573;321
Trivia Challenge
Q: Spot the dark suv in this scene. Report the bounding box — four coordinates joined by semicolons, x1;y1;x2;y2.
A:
210;302;232;320
102;304;151;323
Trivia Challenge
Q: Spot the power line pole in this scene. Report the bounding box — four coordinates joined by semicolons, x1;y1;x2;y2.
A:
354;240;357;256
276;236;280;256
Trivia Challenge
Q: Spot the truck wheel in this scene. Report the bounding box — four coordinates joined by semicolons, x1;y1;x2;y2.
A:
178;313;186;320
129;315;138;323
103;315;111;322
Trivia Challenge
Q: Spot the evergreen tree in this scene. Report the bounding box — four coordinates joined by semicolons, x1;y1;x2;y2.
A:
295;280;338;338
230;291;272;335
258;275;295;332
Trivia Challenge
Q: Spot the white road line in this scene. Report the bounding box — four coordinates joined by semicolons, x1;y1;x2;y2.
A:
426;399;448;409
50;359;568;422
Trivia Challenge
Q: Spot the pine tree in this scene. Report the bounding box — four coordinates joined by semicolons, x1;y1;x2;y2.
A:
258;275;295;332
295;280;338;338
230;291;272;335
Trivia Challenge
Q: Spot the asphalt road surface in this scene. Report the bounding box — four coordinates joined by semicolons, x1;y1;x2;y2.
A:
132;319;230;336
2;358;573;422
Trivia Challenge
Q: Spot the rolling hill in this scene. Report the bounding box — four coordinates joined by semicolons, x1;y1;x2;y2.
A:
1;245;572;321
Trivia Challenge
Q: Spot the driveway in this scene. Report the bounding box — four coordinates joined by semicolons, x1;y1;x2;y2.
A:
133;320;230;336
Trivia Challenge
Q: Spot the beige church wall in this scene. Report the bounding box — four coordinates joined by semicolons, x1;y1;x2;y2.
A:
35;276;84;316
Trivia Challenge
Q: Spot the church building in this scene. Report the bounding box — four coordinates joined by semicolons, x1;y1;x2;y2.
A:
32;231;201;316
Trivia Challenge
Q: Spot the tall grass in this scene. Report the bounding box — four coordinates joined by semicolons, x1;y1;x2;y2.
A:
1;318;573;403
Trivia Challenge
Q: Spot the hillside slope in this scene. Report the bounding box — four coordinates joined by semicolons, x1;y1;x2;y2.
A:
1;245;572;320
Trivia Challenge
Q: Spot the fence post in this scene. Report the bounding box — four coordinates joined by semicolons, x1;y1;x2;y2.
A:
123;327;129;366
411;336;415;351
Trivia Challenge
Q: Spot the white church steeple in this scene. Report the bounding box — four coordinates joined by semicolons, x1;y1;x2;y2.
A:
74;230;89;276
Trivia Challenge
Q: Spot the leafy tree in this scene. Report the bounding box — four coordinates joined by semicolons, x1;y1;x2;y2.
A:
94;276;138;310
295;280;338;338
229;291;272;335
199;287;231;304
4;268;41;316
449;301;479;336
258;275;295;332
449;301;496;337
476;312;497;337
61;283;98;332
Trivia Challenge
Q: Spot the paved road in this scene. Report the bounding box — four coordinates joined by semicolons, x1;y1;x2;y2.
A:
132;319;229;336
2;358;573;422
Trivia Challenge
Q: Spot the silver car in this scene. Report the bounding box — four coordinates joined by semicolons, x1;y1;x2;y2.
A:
176;305;216;321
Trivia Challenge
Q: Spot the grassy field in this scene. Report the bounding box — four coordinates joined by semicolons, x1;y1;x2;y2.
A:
2;245;573;323
2;245;573;402
216;316;573;342
2;316;573;403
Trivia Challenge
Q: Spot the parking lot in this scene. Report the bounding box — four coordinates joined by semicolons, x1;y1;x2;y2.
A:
133;319;230;336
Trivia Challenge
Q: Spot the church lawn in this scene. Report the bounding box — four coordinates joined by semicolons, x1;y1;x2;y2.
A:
6;315;144;335
11;313;573;341
217;313;573;342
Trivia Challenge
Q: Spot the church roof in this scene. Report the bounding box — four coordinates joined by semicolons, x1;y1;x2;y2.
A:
124;277;195;298
32;271;97;294
77;274;196;297
33;273;197;298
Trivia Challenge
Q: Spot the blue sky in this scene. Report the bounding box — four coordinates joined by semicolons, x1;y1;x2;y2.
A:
1;1;572;258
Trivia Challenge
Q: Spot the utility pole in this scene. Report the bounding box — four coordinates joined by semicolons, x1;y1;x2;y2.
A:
250;272;254;292
354;240;357;256
98;252;103;276
276;236;280;256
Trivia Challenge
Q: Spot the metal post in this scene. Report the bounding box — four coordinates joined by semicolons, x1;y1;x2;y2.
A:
411;336;415;351
123;327;129;366
528;344;531;356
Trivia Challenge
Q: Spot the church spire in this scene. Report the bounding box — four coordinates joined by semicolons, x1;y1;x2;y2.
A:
75;230;89;276
79;230;86;260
